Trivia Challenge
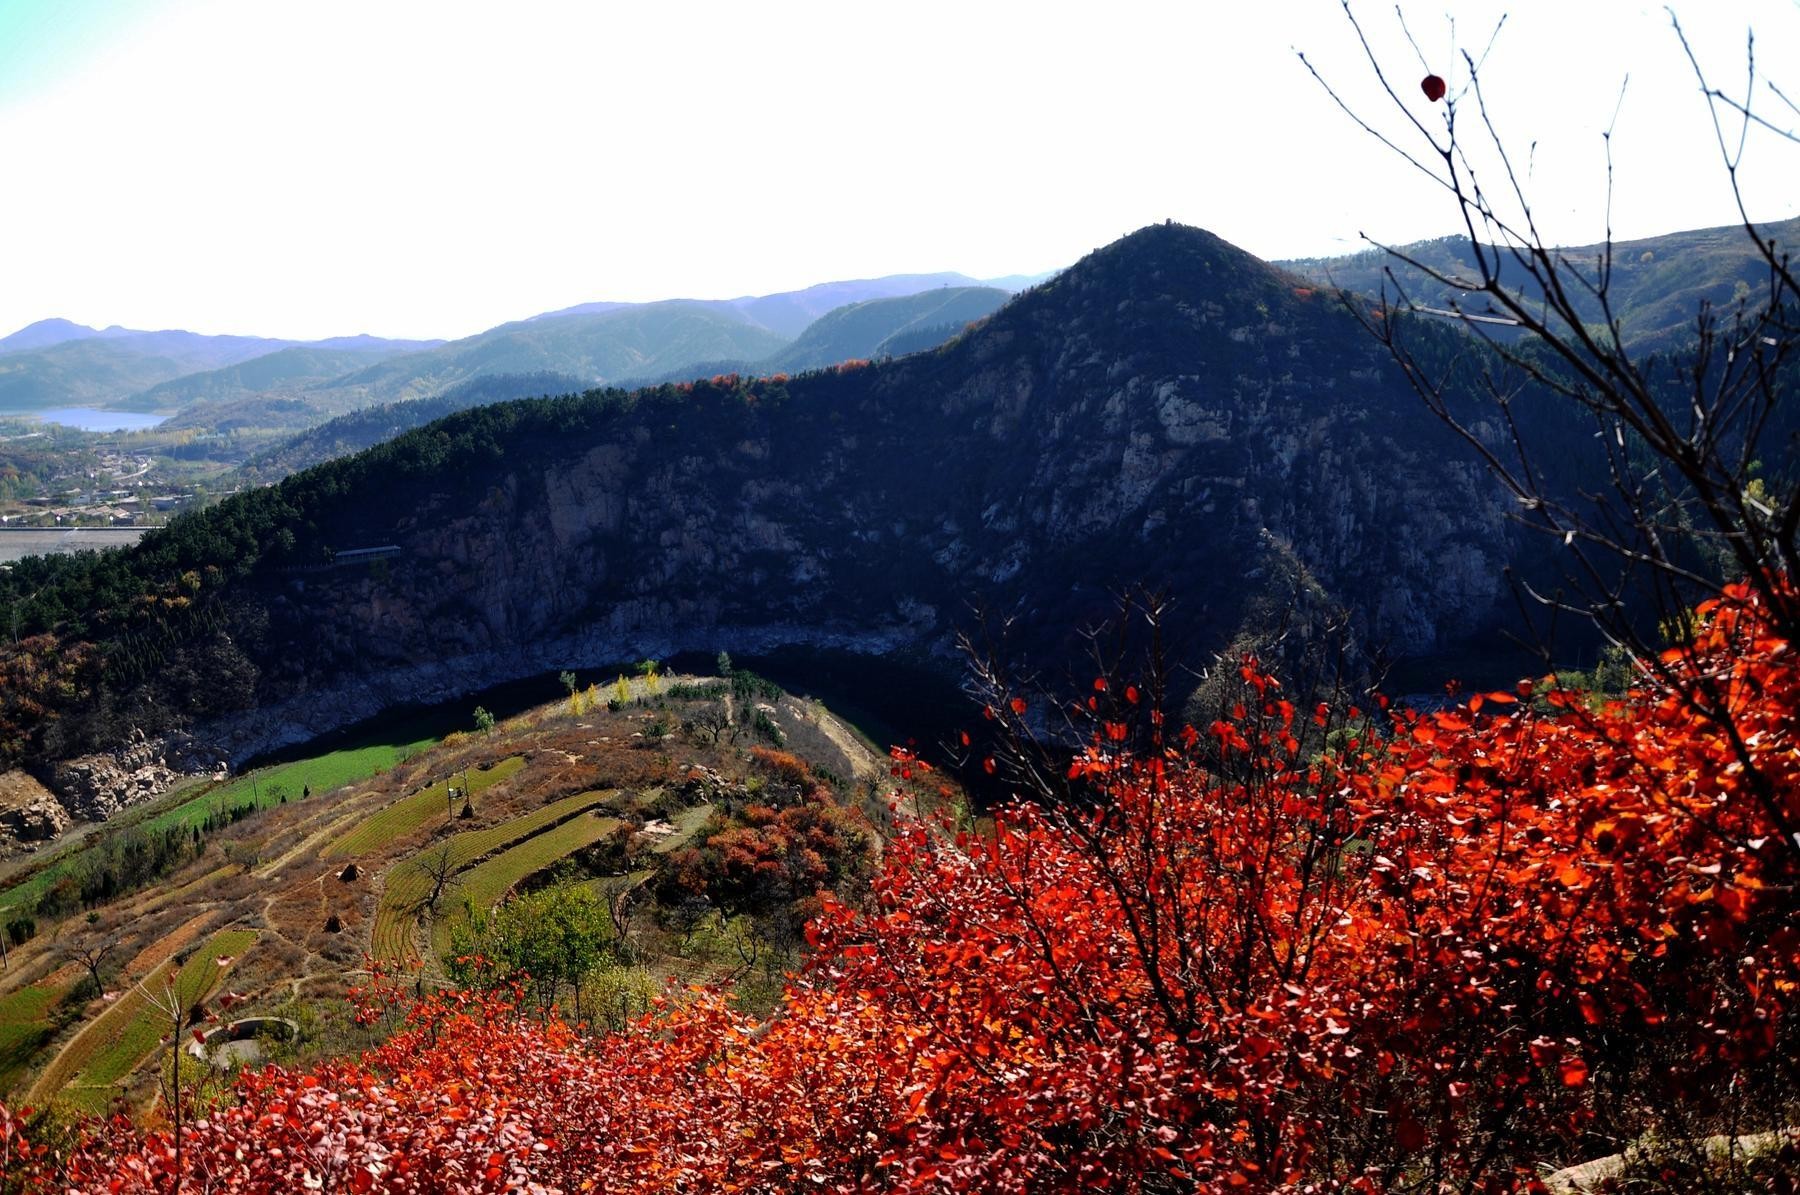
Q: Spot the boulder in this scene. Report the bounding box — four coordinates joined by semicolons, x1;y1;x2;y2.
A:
0;771;70;846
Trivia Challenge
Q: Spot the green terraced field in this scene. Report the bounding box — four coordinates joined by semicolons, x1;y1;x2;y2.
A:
429;811;622;958
31;929;256;1111
28;965;165;1111
326;756;525;859
150;736;441;838
370;789;616;961
0;729;444;915
0;982;63;1095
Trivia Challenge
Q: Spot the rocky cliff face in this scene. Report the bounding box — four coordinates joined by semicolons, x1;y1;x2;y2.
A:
44;729;226;822
187;224;1516;761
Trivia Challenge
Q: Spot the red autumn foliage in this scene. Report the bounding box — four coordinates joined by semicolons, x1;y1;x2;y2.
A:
3;581;1795;1191
1421;73;1447;101
747;745;813;789
681;798;874;916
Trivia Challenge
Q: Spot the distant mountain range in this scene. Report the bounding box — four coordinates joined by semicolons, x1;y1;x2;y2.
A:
1279;215;1800;352
113;345;428;413
293;273;1043;410
0;318;438;359
241;288;1016;479
7;210;1786;484
0;322;439;414
10;210;1790;433
528;271;1047;338
0;271;1055;429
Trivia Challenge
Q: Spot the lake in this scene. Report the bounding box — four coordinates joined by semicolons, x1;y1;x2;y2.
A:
30;407;168;433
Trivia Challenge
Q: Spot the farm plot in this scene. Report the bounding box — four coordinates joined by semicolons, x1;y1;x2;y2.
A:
0;730;442;916
429;811;623;958
370;789;617;961
30;929;256;1112
0;983;64;1095
326;756;525;859
149;733;440;839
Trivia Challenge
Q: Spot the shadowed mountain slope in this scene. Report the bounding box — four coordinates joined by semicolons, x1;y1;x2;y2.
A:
0;222;1533;763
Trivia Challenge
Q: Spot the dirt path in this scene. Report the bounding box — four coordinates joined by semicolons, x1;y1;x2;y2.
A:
805;700;886;781
253;812;362;881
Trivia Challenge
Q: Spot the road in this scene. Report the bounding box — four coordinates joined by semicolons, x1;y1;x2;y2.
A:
0;527;146;564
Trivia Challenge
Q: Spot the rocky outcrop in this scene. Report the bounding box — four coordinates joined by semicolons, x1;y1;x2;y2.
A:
44;729;227;823
0;770;70;849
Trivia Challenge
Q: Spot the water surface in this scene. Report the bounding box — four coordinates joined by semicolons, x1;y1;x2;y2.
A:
29;407;168;433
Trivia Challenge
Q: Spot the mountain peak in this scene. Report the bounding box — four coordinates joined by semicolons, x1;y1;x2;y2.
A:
0;317;107;355
1074;221;1293;290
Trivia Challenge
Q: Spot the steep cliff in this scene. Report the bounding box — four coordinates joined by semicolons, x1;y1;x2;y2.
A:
179;223;1516;758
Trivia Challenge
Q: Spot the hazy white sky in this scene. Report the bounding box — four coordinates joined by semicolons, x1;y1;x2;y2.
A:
0;0;1795;341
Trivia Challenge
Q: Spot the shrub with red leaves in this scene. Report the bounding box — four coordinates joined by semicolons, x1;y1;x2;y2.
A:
3;582;1794;1192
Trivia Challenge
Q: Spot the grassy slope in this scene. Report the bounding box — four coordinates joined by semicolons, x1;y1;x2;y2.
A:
0;983;63;1094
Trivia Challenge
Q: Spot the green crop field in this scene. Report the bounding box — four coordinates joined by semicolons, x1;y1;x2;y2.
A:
29;966;163;1111
0;982;63;1095
0;727;444;915
326;756;525;859
370;789;617;961
31;929;256;1112
147;734;441;838
430;811;623;958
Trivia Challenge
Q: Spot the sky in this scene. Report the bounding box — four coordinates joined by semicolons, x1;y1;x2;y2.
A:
0;0;1796;341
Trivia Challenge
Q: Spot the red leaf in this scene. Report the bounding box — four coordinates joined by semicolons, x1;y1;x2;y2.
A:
1421;74;1447;101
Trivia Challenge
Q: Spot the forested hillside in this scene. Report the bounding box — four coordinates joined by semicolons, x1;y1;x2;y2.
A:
0;222;1572;769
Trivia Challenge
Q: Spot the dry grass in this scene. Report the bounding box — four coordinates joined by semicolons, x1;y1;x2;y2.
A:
121;911;214;979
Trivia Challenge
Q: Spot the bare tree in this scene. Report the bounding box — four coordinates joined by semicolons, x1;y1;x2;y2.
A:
59;916;117;995
1290;8;1800;1184
414;843;460;915
144;969;239;1190
685;701;737;746
604;878;638;948
1298;3;1798;851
